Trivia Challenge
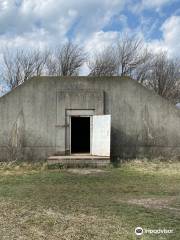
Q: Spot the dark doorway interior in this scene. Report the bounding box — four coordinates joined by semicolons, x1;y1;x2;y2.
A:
71;116;90;154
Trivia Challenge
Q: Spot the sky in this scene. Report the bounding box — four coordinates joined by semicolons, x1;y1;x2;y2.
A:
0;0;179;79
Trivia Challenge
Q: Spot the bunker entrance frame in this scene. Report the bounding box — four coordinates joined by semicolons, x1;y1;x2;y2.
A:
66;109;111;156
66;110;94;155
70;116;91;154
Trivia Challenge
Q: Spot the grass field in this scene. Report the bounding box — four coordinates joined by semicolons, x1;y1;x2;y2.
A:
0;160;179;240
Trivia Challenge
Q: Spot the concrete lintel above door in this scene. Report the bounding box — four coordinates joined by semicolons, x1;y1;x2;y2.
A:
66;109;95;117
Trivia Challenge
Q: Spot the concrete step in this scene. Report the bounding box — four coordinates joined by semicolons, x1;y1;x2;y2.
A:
47;154;110;167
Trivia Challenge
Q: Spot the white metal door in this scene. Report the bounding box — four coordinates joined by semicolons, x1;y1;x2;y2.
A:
92;115;111;156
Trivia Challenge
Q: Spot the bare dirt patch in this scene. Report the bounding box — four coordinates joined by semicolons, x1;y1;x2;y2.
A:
67;169;107;175
127;197;176;209
120;196;180;214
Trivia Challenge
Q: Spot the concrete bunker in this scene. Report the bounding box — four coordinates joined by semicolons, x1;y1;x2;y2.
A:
1;76;180;164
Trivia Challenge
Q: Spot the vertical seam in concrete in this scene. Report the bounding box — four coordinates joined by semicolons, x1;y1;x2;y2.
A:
65;108;67;154
103;91;105;114
55;91;58;150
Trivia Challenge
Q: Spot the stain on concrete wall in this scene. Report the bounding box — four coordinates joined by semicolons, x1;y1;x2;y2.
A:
7;110;25;161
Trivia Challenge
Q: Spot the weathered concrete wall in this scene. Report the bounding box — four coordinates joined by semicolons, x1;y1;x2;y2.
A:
0;76;180;161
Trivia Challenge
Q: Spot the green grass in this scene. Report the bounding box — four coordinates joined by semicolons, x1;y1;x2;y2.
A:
0;160;179;239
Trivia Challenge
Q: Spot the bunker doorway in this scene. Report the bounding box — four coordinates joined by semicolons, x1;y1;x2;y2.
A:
71;116;90;154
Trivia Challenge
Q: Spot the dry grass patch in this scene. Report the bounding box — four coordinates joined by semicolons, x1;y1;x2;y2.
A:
0;162;47;176
0;200;128;240
123;159;180;176
0;160;179;239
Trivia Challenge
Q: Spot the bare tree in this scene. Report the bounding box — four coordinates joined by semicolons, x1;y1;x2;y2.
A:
2;49;22;89
46;42;86;76
133;52;154;84
88;47;117;76
115;34;150;77
2;48;49;89
88;34;150;78
145;52;180;103
46;55;58;76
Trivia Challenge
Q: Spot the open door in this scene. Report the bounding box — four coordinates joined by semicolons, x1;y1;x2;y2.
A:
92;115;111;156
